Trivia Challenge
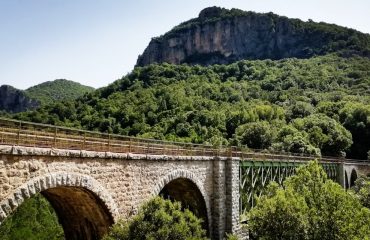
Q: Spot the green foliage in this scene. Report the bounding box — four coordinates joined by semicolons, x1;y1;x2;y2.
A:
286;101;314;121
103;196;207;240
248;161;370;240
248;183;309;239
236;121;275;149
225;233;239;240
339;102;370;159
0;194;63;240
351;176;370;208
25;79;94;105
292;114;352;156
273;125;320;156
13;55;370;159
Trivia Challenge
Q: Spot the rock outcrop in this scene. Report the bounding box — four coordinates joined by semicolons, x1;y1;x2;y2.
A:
137;7;370;66
0;85;39;113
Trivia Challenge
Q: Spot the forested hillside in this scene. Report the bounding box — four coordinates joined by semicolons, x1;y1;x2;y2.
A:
25;79;94;105
0;79;94;113
14;54;370;159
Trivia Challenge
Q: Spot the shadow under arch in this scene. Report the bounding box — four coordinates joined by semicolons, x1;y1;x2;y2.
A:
350;169;358;187
0;172;118;240
154;171;210;235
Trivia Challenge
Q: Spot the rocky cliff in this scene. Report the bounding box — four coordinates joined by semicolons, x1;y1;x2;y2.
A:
137;7;370;66
0;85;39;113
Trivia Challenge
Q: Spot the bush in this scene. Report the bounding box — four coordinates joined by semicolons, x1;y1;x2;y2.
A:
248;161;370;240
103;196;208;240
351;176;370;208
225;233;239;240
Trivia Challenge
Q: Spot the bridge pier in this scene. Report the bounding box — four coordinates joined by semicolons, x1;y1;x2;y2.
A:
211;158;227;239
337;163;346;188
225;159;241;235
211;158;241;240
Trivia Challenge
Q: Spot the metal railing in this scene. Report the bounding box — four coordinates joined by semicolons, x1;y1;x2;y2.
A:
0;117;367;164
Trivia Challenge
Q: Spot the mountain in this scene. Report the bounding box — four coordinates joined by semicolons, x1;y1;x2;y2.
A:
0;85;39;113
25;79;94;105
4;7;370;239
137;7;370;66
15;55;370;159
0;80;94;113
8;8;370;159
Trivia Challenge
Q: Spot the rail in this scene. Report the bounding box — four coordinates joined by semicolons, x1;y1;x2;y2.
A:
0;118;367;164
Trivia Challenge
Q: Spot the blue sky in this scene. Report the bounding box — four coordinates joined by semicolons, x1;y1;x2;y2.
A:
1;0;369;89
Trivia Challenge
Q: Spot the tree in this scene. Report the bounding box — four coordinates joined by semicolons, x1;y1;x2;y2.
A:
351;176;370;208
103;197;207;240
286;101;314;121
0;194;63;240
236;121;275;149
339;102;370;159
248;182;309;240
293;114;352;156
273;125;320;156
248;161;370;240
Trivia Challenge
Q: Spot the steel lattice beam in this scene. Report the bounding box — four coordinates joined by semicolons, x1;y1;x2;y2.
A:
239;161;339;215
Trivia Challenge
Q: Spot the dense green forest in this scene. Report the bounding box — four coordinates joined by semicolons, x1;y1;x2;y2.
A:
25;79;94;105
13;54;370;159
2;47;370;240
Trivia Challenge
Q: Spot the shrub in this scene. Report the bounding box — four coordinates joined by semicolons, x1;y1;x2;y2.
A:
248;161;370;240
103;196;208;240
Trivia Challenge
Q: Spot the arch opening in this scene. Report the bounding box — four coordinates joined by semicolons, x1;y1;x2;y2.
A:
350;169;358;188
0;173;117;240
159;177;209;234
41;186;114;240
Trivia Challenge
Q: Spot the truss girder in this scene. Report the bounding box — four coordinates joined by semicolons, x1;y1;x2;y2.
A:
239;161;339;215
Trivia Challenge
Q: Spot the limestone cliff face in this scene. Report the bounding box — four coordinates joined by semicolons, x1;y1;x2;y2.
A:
137;7;370;66
0;85;39;113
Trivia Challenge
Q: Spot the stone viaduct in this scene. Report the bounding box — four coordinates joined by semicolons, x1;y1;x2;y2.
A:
0;118;369;240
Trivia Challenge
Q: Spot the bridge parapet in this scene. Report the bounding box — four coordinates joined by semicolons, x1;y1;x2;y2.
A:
1;117;367;164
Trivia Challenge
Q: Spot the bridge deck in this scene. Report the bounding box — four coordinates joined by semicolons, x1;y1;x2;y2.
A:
0;118;367;164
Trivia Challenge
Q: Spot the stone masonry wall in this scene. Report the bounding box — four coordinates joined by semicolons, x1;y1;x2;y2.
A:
211;158;227;239
225;158;241;235
0;145;241;239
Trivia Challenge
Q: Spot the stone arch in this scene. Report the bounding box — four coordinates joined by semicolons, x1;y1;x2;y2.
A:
0;172;118;240
153;170;211;234
350;168;358;187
